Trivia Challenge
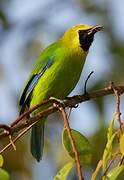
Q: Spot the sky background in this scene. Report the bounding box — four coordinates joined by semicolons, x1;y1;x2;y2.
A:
0;0;124;179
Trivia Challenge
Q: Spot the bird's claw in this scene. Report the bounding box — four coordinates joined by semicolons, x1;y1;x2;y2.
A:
49;97;65;108
73;104;79;108
65;97;79;108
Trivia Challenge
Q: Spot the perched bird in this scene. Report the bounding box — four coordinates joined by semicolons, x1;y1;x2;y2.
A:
19;24;102;162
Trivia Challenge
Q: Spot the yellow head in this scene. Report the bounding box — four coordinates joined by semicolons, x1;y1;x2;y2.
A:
61;24;102;52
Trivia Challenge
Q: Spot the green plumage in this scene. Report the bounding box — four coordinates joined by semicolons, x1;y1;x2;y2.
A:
19;24;101;161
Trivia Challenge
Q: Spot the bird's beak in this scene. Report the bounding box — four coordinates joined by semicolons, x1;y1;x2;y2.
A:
88;25;103;35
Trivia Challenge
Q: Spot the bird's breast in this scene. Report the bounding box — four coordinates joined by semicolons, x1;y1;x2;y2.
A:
31;48;87;105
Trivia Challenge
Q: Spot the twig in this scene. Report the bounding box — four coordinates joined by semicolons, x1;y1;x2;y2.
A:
1;84;124;153
10;84;124;129
11;99;53;127
84;71;94;94
111;83;124;166
59;107;83;180
111;82;123;135
8;85;124;130
0;85;124;139
0;120;38;154
67;108;72;119
0;106;57;139
9;135;16;151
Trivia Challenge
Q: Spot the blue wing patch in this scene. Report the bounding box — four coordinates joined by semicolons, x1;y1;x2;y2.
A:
19;58;53;107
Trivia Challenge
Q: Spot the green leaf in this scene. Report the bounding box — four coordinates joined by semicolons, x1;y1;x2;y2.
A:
102;114;117;171
62;128;92;165
120;134;124;155
107;113;116;141
91;160;102;180
0;168;9;180
104;165;124;180
54;162;74;180
102;132;117;171
0;155;3;167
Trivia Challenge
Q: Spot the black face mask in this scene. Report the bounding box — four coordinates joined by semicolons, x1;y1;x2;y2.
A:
78;29;94;51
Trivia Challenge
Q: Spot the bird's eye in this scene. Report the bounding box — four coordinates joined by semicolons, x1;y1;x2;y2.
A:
78;29;94;51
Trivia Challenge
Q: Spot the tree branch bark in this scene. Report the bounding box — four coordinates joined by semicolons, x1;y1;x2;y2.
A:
0;84;124;150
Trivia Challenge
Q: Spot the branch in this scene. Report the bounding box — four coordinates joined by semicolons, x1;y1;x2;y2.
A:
0;121;38;153
59;106;84;180
111;82;123;135
0;84;124;153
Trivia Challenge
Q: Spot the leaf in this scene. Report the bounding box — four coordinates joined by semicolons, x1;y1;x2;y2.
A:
62;128;92;165
104;165;124;180
120;134;124;155
91;160;103;180
0;168;9;180
107;113;116;141
102;114;117;171
54;162;74;180
0;155;3;168
0;155;9;179
102;132;117;171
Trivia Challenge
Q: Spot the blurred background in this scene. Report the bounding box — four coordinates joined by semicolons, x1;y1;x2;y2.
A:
0;0;124;179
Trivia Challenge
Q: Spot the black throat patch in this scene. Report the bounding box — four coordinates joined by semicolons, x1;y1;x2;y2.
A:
78;30;94;51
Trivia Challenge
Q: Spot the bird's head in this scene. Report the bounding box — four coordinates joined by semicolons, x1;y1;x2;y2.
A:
61;24;102;52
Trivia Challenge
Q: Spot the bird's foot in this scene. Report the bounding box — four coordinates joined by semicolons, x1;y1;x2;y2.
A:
0;124;11;135
49;97;65;108
65;97;79;108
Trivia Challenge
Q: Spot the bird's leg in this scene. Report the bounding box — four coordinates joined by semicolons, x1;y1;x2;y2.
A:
0;124;11;135
84;71;94;95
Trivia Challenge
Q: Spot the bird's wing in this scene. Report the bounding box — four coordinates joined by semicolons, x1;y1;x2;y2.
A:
19;58;53;107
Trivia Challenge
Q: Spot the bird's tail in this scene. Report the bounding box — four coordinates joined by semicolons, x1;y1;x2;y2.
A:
31;120;45;162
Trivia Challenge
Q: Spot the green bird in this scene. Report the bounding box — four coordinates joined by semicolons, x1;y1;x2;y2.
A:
19;24;102;162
